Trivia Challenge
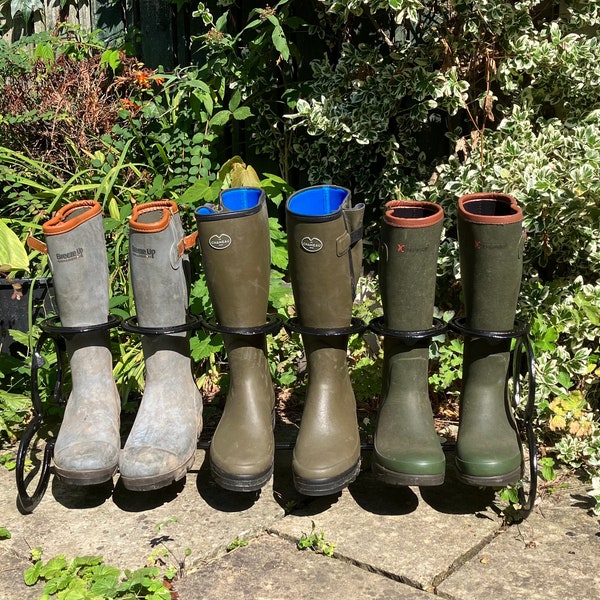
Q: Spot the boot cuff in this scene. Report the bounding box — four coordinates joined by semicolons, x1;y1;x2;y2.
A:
383;200;443;228
286;185;351;220
458;193;522;224
43;200;102;235
130;201;178;233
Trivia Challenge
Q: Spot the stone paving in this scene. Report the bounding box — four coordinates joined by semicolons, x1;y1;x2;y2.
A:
1;447;599;600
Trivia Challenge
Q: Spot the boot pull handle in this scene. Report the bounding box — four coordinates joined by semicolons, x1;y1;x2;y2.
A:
177;232;198;256
27;235;48;254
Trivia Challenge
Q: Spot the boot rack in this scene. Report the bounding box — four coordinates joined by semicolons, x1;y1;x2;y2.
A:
15;312;537;516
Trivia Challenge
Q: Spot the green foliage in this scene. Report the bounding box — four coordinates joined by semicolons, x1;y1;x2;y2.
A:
226;537;249;552
23;552;175;599
0;526;11;540
297;521;336;557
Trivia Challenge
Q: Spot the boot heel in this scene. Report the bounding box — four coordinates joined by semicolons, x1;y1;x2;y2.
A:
210;462;274;493
372;460;444;487
293;460;361;496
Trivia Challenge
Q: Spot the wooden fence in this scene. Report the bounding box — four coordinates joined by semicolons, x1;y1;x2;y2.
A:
1;0;195;69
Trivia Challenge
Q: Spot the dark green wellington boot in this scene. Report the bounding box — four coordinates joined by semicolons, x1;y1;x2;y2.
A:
286;185;365;496
455;192;525;486
41;201;121;485
195;188;276;492
120;201;203;491
371;200;446;486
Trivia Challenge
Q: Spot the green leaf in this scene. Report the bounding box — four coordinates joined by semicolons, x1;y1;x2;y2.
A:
232;106;253;121
271;23;290;60
24;561;42;586
0;219;29;272
209;110;232;127
0;527;11;540
10;0;43;21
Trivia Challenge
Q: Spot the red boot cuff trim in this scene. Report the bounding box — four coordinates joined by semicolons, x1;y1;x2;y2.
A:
458;193;522;224
384;200;444;228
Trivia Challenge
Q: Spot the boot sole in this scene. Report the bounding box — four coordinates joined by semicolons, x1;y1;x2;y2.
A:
54;464;118;487
456;465;522;488
294;460;361;496
210;462;274;493
372;460;445;487
120;452;196;492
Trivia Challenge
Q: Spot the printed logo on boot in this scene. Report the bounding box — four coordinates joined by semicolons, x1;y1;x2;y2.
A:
209;233;232;250
300;237;323;253
55;247;83;262
131;245;156;259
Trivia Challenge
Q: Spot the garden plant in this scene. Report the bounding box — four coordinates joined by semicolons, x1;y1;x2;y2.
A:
0;0;598;539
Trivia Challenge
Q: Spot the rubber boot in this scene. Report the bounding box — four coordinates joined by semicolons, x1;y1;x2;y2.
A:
455;192;525;486
120;201;203;491
372;200;445;486
286;185;365;496
42;200;120;485
195;188;275;492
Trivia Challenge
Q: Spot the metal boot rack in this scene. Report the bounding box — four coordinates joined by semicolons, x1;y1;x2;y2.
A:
16;313;537;515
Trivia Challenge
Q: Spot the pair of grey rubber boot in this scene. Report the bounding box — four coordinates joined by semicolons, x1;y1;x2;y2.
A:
44;185;364;497
42;200;202;491
372;193;525;488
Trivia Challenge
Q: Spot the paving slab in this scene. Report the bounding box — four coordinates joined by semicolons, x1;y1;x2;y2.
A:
269;452;502;593
0;448;284;599
176;532;434;600
437;491;600;600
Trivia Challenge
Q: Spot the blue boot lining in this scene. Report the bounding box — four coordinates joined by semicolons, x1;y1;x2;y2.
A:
288;186;347;216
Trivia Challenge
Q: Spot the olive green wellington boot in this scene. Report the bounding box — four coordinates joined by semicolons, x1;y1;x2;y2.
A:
286;185;365;496
119;201;203;491
455;192;525;486
195;188;277;492
41;200;121;485
371;200;446;486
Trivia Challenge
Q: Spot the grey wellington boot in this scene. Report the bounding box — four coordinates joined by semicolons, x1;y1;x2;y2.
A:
455;192;525;486
372;200;445;486
42;200;120;485
120;201;203;491
195;188;275;492
286;185;365;496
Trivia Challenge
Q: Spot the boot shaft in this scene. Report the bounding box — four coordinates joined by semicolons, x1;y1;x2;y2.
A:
195;187;270;328
43;200;110;327
129;201;190;328
286;185;364;328
379;200;443;331
457;193;524;331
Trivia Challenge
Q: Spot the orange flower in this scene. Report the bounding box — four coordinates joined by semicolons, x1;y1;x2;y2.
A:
153;75;165;86
120;98;141;112
134;70;151;89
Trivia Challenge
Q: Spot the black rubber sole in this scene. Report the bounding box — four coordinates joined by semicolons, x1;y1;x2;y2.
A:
455;464;522;488
210;461;274;493
372;460;445;487
293;460;361;496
